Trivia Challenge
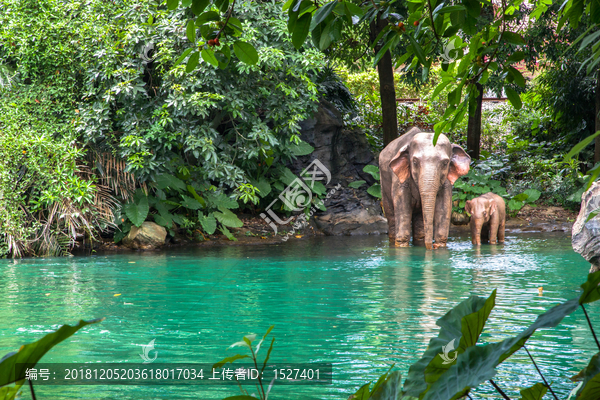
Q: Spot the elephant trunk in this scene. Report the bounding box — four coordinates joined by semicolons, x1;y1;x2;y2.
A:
471;219;483;245
419;169;440;250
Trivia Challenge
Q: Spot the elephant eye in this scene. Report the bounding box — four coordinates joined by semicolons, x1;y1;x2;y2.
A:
441;160;449;168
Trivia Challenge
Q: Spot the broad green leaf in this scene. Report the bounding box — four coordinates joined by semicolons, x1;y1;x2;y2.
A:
201;48;218;67
154;174;186;191
198;213;217;234
508;199;525;211
349;382;371;400
311;181;327;195
580;270;600;305
523;189;541;203
290;140;314;155
367;183;382;198
292;13;312;49
282;0;297;11
219;226;237;241
214;206;243;228
187;185;206;207
186;51;200;72
505;86;522;109
370;370;402;400
579;30;600;52
166;0;179;10
310;0;337;30
186;20;196;42
0;383;22;400
423;291;496;392
207;192;239;209
0;319;104;386
349;180;366;188
403;292;496;397
564;130;600;161
181;0;192;6
233;41;258;65
586;207;600;222
124;196;149;227
153;213;172;228
195;10;219;26
519;382;548;400
431;79;453;101
436;5;467;13
463;0;481;17
180;194;203;210
422;298;580;400
227;16;243;34
374;34;400;67
509;66;526;87
251;178;271;198
191;0;210;15
363;165;380;180
513;193;529;202
319;18;336;50
502;31;525;45
407;34;428;66
506;51;526;63
573;352;600;399
174;48;193;66
212;354;250;370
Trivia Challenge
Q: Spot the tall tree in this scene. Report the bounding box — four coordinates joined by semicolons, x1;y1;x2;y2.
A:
370;14;398;146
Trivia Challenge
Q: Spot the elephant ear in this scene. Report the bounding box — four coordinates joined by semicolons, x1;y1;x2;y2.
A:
489;199;497;216
390;144;410;183
448;144;470;184
465;199;472;215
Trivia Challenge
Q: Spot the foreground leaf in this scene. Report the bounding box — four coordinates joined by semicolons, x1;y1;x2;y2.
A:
403;292;496;397
519;382;548;400
0;319;104;386
580;270;600;305
571;352;600;399
422;298;579;400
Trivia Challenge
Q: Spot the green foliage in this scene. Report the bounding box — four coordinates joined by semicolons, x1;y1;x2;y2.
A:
114;174;244;241
215;326;275;400
0;89;103;258
351;165;382;199
0;318;103;394
349;368;402;400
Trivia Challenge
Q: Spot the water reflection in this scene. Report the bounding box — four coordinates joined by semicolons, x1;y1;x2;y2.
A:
0;234;597;399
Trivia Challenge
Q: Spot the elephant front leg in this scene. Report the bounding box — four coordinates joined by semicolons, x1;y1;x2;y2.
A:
433;181;453;248
392;183;413;247
489;214;500;244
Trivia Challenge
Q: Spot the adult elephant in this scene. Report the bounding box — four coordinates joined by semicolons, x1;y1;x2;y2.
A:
379;127;471;249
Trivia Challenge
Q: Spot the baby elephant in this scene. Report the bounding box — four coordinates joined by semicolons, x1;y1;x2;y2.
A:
465;192;506;245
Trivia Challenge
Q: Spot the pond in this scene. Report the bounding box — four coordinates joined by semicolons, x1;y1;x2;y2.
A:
1;233;598;399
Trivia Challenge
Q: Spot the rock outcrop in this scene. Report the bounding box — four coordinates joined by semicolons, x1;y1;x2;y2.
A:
290;100;387;236
572;182;600;273
123;221;167;250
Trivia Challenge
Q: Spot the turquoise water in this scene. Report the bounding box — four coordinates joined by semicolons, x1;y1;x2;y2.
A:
1;233;599;399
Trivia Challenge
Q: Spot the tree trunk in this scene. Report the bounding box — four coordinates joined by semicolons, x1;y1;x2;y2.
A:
595;67;600;163
370;16;398;147
466;83;484;160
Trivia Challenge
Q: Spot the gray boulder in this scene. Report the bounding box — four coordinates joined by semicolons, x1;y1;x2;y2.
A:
123;221;167;250
290;100;387;236
572;181;600;273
